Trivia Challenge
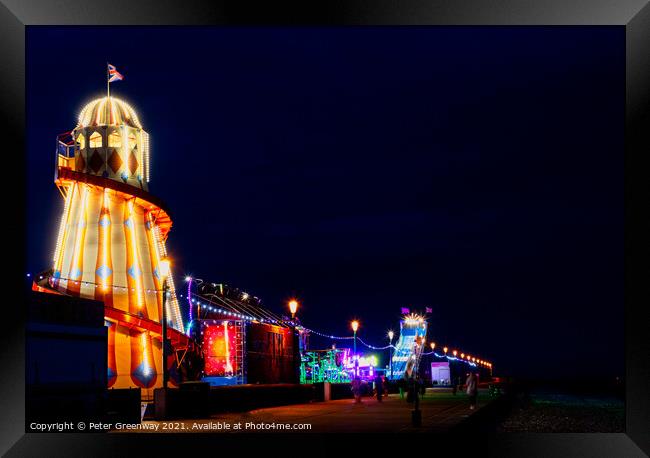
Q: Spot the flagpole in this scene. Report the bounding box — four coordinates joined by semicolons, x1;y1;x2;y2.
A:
107;62;110;98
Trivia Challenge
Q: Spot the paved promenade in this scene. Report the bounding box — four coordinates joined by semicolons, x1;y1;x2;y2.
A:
130;390;491;433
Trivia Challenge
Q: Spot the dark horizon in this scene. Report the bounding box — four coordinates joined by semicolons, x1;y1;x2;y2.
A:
27;26;624;379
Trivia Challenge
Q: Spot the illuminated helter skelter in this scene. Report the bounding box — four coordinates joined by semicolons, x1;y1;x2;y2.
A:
44;95;186;394
389;313;427;380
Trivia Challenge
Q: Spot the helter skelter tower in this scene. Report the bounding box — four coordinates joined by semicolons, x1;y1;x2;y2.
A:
41;94;185;393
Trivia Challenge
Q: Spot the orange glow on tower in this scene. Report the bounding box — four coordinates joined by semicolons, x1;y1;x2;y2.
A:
44;95;185;396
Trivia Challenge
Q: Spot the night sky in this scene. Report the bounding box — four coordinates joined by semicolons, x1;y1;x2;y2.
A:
27;27;624;379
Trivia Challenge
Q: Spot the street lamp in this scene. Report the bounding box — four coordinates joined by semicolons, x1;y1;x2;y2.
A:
430;342;435;350
443;346;448;355
288;299;299;320
159;258;171;389
351;320;359;376
452;350;457;357
387;330;394;379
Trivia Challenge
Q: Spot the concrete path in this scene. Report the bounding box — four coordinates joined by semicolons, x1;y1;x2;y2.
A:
126;390;491;433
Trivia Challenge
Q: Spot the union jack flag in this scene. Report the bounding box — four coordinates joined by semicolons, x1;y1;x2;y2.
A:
401;307;410;314
425;307;432;314
108;64;124;83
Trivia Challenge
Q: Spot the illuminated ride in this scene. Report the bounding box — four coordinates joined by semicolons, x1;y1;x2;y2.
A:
300;349;351;384
389;313;428;380
299;348;381;383
34;95;188;398
187;281;297;386
345;354;380;380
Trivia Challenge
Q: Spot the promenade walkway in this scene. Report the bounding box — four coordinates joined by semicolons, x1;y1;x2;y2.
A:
132;389;491;433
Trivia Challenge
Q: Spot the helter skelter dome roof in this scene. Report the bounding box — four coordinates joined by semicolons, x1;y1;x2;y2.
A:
76;96;143;129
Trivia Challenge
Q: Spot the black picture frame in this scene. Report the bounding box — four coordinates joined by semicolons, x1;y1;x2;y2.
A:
2;1;648;456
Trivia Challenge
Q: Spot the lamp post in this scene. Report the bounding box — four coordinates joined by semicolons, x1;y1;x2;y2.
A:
388;330;394;379
351;320;359;377
159;258;171;389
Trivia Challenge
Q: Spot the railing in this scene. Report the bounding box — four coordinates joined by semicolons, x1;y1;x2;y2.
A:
55;131;75;181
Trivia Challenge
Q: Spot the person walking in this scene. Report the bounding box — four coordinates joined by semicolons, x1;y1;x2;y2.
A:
351;376;362;404
374;374;384;402
452;374;462;395
417;377;425;399
406;377;415;403
466;372;478;410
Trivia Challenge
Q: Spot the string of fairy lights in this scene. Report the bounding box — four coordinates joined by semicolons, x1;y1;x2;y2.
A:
356;337;394;350
301;326;492;369
29;272;492;368
35;273;170;294
187;293;282;325
301;327;355;340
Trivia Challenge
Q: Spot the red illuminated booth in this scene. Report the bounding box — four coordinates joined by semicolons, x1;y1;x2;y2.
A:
187;283;300;386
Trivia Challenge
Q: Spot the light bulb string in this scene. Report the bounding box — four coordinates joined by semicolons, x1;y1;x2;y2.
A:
40;273;172;294
299;326;491;367
33;274;492;367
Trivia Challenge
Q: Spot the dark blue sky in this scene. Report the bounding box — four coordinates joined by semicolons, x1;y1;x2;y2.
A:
27;27;624;378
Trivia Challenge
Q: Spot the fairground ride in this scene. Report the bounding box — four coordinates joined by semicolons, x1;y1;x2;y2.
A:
33;95;189;399
389;313;428;380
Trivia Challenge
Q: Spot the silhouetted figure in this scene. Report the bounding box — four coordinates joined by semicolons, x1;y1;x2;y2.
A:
351;376;362;404
452;375;462;395
406;377;416;403
374;374;384;402
418;377;425;398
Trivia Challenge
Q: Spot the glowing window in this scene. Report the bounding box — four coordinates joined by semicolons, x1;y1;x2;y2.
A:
75;133;85;150
128;133;137;150
89;131;102;148
108;131;122;148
